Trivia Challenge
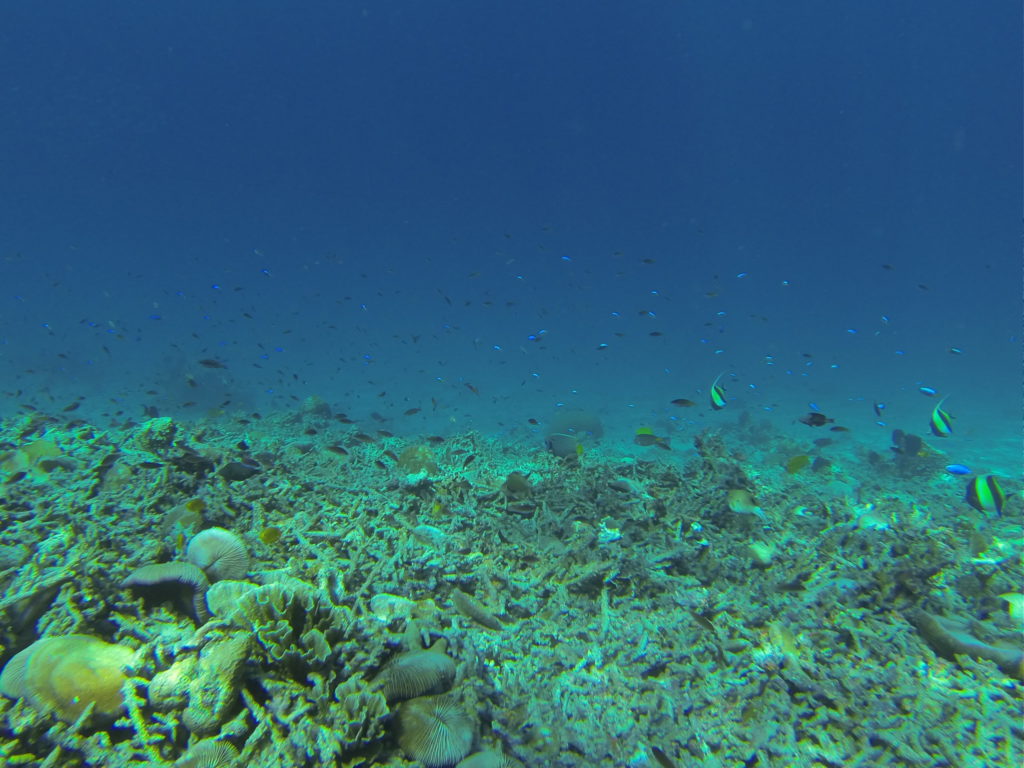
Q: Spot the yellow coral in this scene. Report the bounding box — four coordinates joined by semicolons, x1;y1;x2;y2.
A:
0;635;136;723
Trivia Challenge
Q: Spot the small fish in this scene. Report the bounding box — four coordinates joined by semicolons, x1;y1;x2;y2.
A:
945;464;971;475
527;418;539;425
670;398;696;407
929;397;953;437
873;402;885;417
965;475;1005;516
919;386;937;397
198;358;227;369
948;347;964;355
634;428;658;446
829;426;850;432
464;383;480;395
785;455;810;474
634;427;671;449
403;407;421;416
352;432;377;444
650;747;677;768
709;372;727;410
799;412;834;427
726;489;764;519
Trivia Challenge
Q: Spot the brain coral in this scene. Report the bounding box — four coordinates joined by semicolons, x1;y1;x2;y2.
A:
0;634;136;723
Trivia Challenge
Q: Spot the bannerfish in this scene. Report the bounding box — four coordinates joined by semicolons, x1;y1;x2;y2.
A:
929;396;953;437
709;373;727;410
965;474;1005;516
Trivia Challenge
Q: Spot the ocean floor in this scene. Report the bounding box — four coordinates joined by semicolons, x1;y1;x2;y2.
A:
0;398;1021;767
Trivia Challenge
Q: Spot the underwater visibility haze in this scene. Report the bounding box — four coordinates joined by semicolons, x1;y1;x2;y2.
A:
0;2;1020;766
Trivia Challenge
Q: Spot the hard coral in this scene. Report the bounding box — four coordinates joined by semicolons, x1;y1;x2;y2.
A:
182;632;251;735
398;444;440;475
0;634;136;723
187;527;250;581
375;638;456;702
398;694;475;767
173;738;240;768
123;561;212;622
205;578;352;667
911;610;1024;680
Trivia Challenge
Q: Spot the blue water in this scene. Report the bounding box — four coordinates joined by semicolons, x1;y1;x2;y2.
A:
0;1;1019;470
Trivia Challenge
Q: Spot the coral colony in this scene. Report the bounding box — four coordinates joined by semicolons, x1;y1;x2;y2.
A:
0;400;1020;767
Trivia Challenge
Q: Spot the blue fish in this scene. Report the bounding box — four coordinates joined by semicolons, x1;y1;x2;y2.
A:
919;386;938;397
945;464;971;475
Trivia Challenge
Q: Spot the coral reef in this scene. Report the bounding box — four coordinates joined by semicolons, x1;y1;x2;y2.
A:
0;409;1020;767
